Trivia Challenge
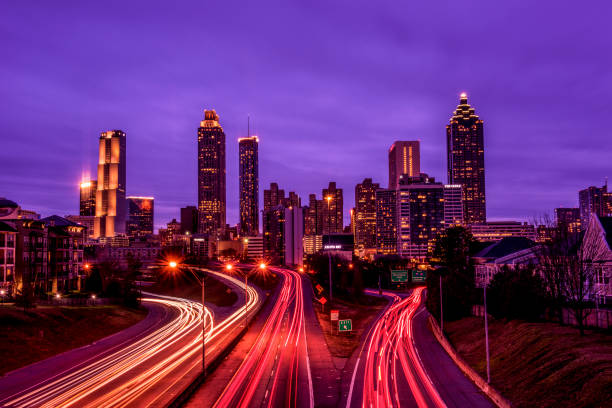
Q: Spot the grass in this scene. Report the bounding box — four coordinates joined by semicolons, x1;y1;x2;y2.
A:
148;272;238;307
313;294;387;358
444;317;612;408
0;305;146;375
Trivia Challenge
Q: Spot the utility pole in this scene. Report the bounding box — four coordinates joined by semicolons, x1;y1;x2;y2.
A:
484;284;490;383
201;275;206;376
439;274;444;333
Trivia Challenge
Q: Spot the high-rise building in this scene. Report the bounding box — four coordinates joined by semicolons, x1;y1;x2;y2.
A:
389;141;420;189
555;207;581;234
263;183;285;213
447;93;486;224
579;184;609;227
238;136;259;236
94;130;126;238
126;196;154;238
322;182;343;234
286;191;301;208
198;110;226;237
180;206;198;234
396;174;445;260
443;184;464;227
469;221;536;242
79;180;97;216
375;188;397;255
304;194;324;236
354;178;379;252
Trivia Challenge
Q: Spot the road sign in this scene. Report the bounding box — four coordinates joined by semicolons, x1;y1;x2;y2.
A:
412;270;427;282
391;270;409;283
338;319;352;332
315;284;324;294
318;296;327;305
331;310;339;320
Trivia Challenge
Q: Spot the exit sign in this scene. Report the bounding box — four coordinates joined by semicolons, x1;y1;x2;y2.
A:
391;270;409;283
339;319;352;332
412;270;427;282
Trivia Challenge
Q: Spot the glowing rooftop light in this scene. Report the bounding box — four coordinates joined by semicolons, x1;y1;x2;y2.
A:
169;261;178;268
460;92;467;98
80;181;92;188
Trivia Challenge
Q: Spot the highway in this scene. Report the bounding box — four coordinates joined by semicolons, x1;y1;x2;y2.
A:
191;267;314;408
345;287;493;408
0;271;259;408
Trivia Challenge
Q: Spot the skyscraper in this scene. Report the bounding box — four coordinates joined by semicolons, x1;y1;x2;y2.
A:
388;141;420;189
355;178;379;252
322;182;343;234
238;136;259;236
579;184;609;227
304;194;324;236
126;196;154;238
555;207;581;234
94;130;126;238
198;110;226;237
263;183;285;213
443;184;464;227
375;188;397;255
180;206;198;234
447;93;486;224
79;180;97;216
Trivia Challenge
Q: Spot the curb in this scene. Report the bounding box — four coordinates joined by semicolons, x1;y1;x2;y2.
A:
428;316;512;408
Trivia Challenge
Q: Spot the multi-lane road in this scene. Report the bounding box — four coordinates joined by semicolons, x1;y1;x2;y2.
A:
0;271;260;408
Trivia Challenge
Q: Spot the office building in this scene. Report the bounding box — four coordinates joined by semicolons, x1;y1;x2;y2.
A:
180;206;198;234
79;180;97;216
396;174;445;260
447;93;486;224
322;182;343;234
322;233;354;261
389;141;420;189
304;194;324;236
303;234;323;255
94;130;127;238
375;188;397;255
238;136;259;236
579;184;609;228
0;221;17;295
555;207;581;234
244;235;264;261
126;196;154;238
198;110;226;237
354;178;379;252
65;215;95;240
443;184;464;227
42;216;86;292
264;183;285;213
263;205;304;266
469;221;536;242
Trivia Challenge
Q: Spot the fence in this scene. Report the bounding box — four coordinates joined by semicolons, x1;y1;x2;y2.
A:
472;304;612;330
37;297;121;306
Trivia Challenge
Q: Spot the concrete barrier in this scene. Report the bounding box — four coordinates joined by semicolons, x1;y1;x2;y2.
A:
428;316;512;408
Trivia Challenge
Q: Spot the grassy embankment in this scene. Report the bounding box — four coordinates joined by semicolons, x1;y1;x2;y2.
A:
0;305;146;375
445;317;612;408
314;294;387;358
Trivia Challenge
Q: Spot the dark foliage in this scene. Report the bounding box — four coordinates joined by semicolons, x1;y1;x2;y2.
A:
486;265;547;321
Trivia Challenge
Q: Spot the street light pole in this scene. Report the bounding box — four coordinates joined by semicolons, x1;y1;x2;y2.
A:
439;274;444;333
484;284;490;384
201;274;206;376
326;195;333;302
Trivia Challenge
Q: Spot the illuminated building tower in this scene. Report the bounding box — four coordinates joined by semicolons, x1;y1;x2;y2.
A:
375;188;397;255
79;180;97;216
322;182;343;234
354;178;379;251
447;93;486;224
94;130;126;238
396;174;445;259
389;141;420;189
304;194;324;236
579;184;608;227
286;191;301;208
198;110;226;237
555;207;581;234
126;196;154;238
264;183;285;213
443;184;464;227
238;136;259;236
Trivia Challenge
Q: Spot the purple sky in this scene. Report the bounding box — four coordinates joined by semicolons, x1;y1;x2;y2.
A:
2;1;611;231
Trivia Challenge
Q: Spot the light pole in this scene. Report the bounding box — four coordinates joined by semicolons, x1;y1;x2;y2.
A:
226;263;266;328
439;274;443;333
169;261;207;376
326;195;333;302
484;283;490;384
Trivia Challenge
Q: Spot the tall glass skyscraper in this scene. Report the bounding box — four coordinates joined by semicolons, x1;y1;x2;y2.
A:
239;136;259;236
126;196;154;238
447;93;486;224
79;180;97;216
94;130;126;238
198;110;226;237
388;141;420;189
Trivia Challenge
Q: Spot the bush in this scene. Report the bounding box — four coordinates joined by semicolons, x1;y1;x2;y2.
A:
487;265;547;321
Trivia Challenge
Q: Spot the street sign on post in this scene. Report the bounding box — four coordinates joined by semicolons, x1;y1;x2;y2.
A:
315;284;324;294
412;270;427;282
391;270;409;283
330;310;339;320
318;296;327;312
338;319;352;332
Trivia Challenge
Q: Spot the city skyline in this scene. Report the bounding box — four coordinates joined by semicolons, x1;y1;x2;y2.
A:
2;2;611;230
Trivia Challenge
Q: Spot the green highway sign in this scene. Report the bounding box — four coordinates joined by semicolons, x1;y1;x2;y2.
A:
412;270;427;282
391;270;409;283
338;319;352;332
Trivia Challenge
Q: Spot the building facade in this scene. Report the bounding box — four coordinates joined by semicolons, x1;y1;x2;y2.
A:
469;221;536;242
238;136;259;236
443;184;464;227
354;178;379;253
579;184;609;228
94;130;127;238
42;216;86;292
263;183;285;213
126;196;154;238
198;110;226;237
79;180;97;216
555;207;581;234
388;141;420;189
375;188;397;255
0;221;17;294
322;182;343;234
446;93;486;224
180;206;198;234
304;194;324;236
